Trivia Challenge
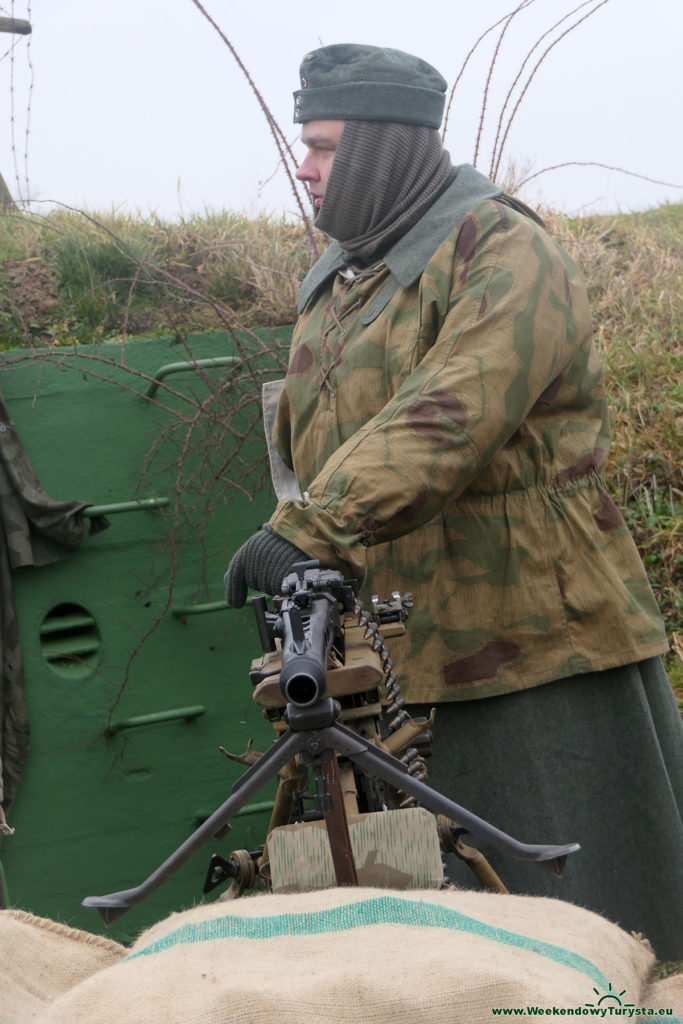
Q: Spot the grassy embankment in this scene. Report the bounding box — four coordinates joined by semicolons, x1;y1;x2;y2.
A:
0;203;681;701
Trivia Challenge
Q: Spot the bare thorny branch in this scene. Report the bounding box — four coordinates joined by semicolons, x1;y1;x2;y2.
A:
488;0;600;181
444;0;682;197
2;202;290;725
516;161;683;192
490;0;612;181
187;0;320;259
471;2;525;168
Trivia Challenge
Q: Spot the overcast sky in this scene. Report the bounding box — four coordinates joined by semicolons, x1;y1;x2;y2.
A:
1;0;681;221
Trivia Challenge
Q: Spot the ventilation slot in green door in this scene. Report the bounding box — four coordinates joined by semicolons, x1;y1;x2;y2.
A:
40;604;101;679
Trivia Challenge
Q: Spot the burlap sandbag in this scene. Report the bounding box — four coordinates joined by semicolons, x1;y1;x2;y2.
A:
0;909;124;1024
643;974;683;1021
36;887;667;1024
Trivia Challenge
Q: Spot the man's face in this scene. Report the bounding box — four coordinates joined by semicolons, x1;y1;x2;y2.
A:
295;120;345;213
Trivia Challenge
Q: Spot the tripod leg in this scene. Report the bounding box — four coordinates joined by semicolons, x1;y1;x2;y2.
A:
82;728;305;924
325;723;579;872
320;755;358;887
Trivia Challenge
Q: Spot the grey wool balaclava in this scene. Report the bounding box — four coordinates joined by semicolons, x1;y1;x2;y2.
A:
315;120;452;262
294;43;453;262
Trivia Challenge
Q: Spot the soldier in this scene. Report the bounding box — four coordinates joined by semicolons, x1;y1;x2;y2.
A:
225;44;683;959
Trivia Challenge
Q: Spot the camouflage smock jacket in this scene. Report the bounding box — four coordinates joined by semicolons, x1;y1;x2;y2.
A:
269;165;668;702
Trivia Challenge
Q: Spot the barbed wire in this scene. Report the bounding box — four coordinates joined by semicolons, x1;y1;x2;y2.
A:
8;0;21;200
3;0;32;204
22;0;33;200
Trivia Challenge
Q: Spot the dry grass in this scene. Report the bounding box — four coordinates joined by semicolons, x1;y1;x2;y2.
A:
0;208;313;347
545;204;682;701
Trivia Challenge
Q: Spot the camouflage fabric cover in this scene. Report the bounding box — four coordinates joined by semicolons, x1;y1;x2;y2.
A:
268;807;443;893
269;182;668;703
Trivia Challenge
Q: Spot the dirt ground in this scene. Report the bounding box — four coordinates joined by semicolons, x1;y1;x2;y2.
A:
4;258;59;343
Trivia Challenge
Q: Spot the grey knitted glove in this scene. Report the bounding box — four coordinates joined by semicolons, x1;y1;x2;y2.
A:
224;524;310;608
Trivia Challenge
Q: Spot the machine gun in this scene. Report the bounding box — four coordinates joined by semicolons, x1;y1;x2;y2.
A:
83;563;579;924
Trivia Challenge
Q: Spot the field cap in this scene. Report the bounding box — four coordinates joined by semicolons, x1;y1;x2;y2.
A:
293;43;447;128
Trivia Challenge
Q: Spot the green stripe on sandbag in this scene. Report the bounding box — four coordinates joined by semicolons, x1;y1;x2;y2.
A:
126;895;608;987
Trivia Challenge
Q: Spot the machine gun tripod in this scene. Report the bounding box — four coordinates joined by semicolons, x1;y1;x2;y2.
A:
83;563;579;925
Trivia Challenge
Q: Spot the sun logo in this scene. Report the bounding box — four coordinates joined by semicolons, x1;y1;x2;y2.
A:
584;982;635;1009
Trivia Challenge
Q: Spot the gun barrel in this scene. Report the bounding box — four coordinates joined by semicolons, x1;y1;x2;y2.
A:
279;652;327;705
